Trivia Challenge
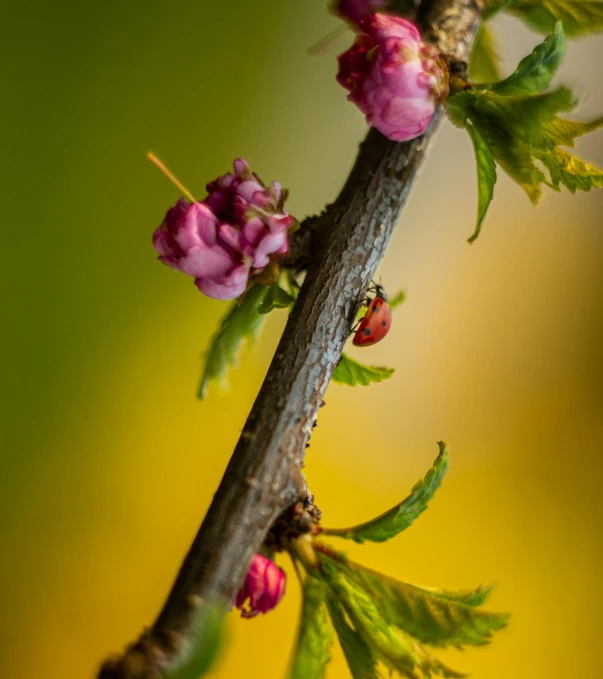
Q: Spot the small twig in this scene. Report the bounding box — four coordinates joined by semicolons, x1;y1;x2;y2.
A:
98;1;484;676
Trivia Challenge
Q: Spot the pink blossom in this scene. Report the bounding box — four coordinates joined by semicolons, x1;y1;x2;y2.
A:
334;0;390;26
235;554;286;618
337;14;448;142
152;160;295;300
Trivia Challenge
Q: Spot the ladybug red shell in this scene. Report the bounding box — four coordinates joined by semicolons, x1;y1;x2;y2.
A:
353;285;392;347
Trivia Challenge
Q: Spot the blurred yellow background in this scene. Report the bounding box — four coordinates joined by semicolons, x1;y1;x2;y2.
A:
2;1;602;678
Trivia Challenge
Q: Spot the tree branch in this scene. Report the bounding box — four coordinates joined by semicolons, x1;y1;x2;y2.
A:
99;1;484;676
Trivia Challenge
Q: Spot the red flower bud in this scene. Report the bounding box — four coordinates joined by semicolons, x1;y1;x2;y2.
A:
235;554;286;618
152;160;295;300
337;14;448;142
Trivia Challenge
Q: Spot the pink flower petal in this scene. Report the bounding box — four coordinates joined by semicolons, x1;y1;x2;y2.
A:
237;180;269;206
268;214;293;232
233;158;250;176
218;223;243;252
366;14;421;42
173;202;219;250
269;181;282;205
179;244;237;279
234;554;286;618
152;227;178;259
337;18;444;142
252;231;288;269
242;217;266;247
194;264;250;300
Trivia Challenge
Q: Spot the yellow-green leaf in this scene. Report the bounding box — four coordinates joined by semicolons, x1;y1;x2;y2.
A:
326;594;380;679
469;24;501;82
323;443;449;543
491;22;565;96
320;558;468;678
288;576;332;679
466;123;497;243
483;0;516;19
510;0;603;36
198;284;268;399
388;289;407;310
332;353;395;387
540;148;603;191
258;282;295;314
447;63;603;216
320;553;509;651
419;583;495;608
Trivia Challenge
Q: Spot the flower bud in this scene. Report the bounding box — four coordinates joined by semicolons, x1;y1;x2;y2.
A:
235;554;286;618
152;160;295;300
337;14;448;142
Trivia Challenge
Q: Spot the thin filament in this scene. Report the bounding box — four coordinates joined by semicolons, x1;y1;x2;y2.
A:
147;152;197;203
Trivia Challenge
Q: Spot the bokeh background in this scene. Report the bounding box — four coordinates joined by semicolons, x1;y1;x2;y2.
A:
2;1;603;678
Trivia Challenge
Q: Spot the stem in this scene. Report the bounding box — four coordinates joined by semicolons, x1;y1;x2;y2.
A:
307;23;348;57
99;1;484;677
146;152;197;203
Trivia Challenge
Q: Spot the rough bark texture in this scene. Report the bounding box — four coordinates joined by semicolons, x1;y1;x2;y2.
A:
98;0;484;676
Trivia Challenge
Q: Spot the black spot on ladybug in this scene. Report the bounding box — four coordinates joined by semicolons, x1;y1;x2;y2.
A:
382;320;387;327
373;306;380;313
363;328;371;336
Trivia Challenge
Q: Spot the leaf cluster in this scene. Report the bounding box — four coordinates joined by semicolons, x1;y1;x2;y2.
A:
485;0;603;35
287;446;508;679
471;0;603;88
450;24;603;241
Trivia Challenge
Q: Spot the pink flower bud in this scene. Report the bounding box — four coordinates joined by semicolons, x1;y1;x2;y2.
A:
235;554;286;618
152;160;296;300
337;14;448;142
334;0;390;26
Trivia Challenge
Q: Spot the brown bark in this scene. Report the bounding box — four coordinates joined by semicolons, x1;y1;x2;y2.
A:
98;0;484;676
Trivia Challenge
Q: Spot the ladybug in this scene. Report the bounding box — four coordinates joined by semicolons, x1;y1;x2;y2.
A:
352;284;392;347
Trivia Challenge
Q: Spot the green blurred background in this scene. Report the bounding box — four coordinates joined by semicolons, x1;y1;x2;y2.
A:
2;1;602;677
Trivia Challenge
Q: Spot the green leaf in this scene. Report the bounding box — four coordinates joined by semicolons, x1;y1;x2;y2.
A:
540;115;603;146
388;289;407;310
288;576;332;679
198;284;268;399
466;123;497;243
320;558;468;678
491;22;565;95
445;92;471;129
283;269;301;301
332;353;395;387
448;66;603;212
164;604;224;679
509;0;603;36
258;282;295;314
352;567;508;649
325;594;380;679
483;0;516;19
320;558;427;678
415;584;495;608
540;148;603;191
322;443;449;543
320;553;509;652
464;87;576;202
469;24;501;83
